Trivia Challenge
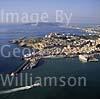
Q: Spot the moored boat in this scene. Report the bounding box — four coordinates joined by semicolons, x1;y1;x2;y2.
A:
79;55;88;62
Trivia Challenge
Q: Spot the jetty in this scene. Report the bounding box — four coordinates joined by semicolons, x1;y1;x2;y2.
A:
10;61;30;76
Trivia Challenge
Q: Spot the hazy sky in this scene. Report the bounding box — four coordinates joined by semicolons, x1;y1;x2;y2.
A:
0;0;100;24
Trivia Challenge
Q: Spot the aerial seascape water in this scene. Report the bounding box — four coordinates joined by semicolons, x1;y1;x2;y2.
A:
0;23;87;73
0;24;100;99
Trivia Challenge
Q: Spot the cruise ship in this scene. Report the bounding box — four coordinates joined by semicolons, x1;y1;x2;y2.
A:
79;55;89;62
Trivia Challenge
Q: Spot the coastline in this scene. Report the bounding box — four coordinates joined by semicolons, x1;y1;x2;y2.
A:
8;32;100;75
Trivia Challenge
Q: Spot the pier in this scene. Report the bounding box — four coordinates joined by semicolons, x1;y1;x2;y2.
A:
10;61;30;76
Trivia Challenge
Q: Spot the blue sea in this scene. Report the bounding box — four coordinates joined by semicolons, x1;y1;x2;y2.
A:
0;23;100;99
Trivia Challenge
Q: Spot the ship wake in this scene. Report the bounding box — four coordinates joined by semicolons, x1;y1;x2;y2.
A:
0;83;40;94
0;86;31;94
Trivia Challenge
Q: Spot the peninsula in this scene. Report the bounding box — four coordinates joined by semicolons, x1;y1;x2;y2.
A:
9;32;100;75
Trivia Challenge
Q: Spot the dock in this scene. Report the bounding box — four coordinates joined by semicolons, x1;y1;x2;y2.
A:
10;61;30;76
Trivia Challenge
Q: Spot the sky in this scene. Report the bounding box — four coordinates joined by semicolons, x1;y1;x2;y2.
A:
0;0;100;24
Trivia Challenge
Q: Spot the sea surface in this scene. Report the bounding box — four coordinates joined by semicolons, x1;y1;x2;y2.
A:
0;23;100;99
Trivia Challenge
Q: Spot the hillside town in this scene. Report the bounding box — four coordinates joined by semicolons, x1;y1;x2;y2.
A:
9;32;100;75
10;32;100;56
82;25;100;34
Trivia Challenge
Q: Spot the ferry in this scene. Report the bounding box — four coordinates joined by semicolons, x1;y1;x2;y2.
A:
27;83;41;89
32;82;41;87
